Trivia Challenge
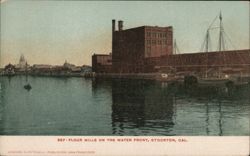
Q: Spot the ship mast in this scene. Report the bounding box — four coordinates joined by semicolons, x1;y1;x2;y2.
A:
205;30;209;53
173;39;180;55
201;12;227;78
173;39;181;74
218;11;225;52
200;12;239;79
218;12;226;78
205;29;209;78
201;12;227;52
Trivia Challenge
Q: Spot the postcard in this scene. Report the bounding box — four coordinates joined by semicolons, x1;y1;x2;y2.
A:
0;0;249;156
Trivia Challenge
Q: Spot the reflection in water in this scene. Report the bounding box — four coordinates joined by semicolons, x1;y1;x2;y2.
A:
205;101;210;135
111;80;174;135
0;76;249;135
218;101;223;136
92;78;249;136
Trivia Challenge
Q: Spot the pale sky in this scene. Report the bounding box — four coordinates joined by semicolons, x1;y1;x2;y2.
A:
0;1;249;67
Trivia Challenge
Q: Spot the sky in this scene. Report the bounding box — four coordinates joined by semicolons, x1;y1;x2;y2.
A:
0;1;249;67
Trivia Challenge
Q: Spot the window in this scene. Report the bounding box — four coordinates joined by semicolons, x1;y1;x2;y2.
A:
146;47;151;57
163;40;167;45
147;40;151;45
147;32;151;37
167;39;171;44
152;32;156;38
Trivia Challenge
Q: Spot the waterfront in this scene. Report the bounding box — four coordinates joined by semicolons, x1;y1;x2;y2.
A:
0;76;249;136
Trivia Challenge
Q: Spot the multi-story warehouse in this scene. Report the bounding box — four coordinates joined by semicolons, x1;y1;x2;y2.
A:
112;20;173;73
91;20;250;76
92;53;112;73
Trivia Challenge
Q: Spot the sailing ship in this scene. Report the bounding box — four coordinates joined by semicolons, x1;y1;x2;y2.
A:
198;12;249;86
159;12;250;87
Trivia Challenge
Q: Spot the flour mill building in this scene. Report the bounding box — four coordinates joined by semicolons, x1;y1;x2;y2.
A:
92;18;250;76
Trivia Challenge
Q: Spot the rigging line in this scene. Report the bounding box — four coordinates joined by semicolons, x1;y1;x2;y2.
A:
205;30;209;52
201;16;218;52
174;39;176;55
221;29;226;51
201;14;218;52
208;31;213;51
208;15;219;29
209;27;220;30
174;40;179;70
221;28;245;66
223;31;237;50
175;40;180;54
177;45;181;54
235;50;246;65
200;31;208;52
221;23;246;65
221;36;227;68
206;31;213;75
200;39;205;52
224;31;245;64
207;30;213;52
174;40;181;54
217;27;226;51
218;20;227;68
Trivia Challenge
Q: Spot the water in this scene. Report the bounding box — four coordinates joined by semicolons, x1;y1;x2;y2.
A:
0;76;249;136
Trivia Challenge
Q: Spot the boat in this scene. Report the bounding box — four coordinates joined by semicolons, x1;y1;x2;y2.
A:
23;62;32;91
24;83;32;90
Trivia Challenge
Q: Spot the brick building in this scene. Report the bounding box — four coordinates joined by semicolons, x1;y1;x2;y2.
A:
91;20;249;76
92;53;112;73
145;49;250;76
112;20;173;73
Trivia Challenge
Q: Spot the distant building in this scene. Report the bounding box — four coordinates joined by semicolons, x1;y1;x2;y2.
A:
62;60;83;73
112;20;173;73
4;63;15;75
81;65;92;73
92;53;112;73
71;66;82;73
31;64;52;75
32;64;52;69
14;54;30;73
15;54;29;69
63;60;75;69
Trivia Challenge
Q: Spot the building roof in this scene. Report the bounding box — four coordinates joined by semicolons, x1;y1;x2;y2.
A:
170;49;250;57
114;25;172;32
92;54;112;57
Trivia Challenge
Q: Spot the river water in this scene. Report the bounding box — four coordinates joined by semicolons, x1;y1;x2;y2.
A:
0;76;249;136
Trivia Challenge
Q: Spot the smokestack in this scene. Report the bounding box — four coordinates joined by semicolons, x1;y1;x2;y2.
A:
112;19;116;33
118;20;123;31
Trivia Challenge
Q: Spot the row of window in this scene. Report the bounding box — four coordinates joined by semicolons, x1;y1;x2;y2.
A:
147;39;171;45
146;47;167;54
146;32;168;38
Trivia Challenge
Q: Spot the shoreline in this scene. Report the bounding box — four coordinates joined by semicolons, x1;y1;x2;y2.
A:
1;72;249;87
